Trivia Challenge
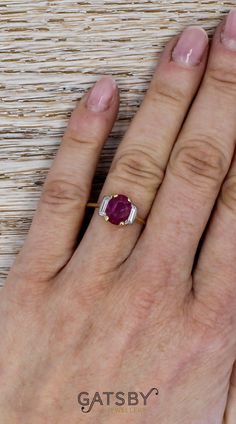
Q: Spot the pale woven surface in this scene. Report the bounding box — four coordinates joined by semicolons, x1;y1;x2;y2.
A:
0;1;234;286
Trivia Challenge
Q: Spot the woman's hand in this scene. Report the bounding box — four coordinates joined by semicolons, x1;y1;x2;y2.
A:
2;10;236;424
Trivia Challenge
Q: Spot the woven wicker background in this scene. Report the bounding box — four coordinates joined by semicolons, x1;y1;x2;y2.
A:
0;0;235;286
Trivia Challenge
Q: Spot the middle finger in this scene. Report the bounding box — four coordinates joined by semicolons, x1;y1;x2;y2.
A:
139;16;236;280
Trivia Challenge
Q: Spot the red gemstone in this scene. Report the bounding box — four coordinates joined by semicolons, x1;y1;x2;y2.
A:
106;195;132;225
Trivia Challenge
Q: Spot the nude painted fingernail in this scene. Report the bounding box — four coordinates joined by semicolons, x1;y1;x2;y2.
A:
172;27;208;67
221;10;236;51
86;76;117;112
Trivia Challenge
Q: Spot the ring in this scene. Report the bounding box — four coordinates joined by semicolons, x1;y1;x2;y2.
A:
87;194;145;226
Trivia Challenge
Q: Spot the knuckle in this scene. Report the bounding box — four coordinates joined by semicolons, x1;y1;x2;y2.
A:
41;179;87;209
130;286;157;322
148;78;184;107
220;174;236;212
170;136;227;190
206;66;236;95
4;273;47;311
63;128;100;150
110;147;164;192
192;292;234;345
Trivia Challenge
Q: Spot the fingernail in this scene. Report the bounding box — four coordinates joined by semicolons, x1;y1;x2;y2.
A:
221;10;236;51
172;27;208;67
86;76;117;112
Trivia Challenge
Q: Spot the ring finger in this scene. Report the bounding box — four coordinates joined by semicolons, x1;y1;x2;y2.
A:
69;27;209;272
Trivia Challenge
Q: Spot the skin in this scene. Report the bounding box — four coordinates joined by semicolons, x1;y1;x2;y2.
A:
1;17;236;424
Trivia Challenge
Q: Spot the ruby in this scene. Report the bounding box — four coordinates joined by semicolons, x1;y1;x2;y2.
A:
106;194;132;225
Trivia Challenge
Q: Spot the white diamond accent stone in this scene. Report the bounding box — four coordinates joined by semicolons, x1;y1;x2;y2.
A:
125;204;137;225
98;195;112;217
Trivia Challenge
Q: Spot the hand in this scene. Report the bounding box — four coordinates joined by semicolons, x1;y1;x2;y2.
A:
2;10;236;424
